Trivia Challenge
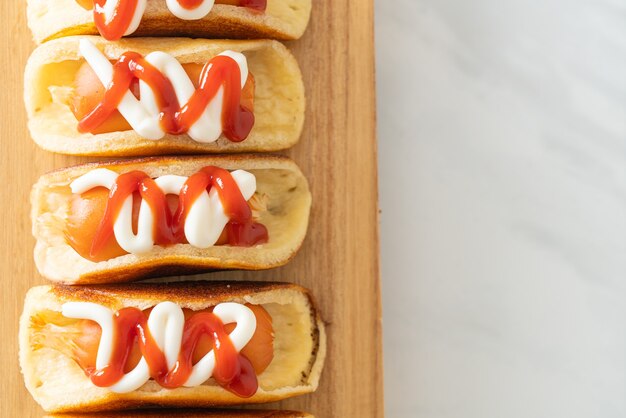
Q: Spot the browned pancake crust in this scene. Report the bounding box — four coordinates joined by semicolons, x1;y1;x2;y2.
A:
51;280;306;306
48;410;313;418
31;155;312;284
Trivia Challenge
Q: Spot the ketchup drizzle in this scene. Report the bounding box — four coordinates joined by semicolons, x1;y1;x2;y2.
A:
91;0;268;41
92;0;140;41
78;52;255;142
90;170;176;257
86;307;258;397
174;166;269;246
89;167;268;259
178;0;267;12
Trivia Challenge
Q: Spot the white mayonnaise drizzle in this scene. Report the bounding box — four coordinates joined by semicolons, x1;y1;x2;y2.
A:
62;301;257;393
78;39;249;143
97;0;219;35
98;0;147;36
166;0;216;20
70;168;257;254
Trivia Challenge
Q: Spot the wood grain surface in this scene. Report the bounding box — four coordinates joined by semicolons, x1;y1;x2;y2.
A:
0;1;382;417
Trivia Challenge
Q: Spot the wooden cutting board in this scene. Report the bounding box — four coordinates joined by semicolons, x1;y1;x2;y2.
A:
0;1;382;417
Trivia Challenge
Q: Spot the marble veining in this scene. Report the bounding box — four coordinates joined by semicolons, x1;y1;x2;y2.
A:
376;1;626;417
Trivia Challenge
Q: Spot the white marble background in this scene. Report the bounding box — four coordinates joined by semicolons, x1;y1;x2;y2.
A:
376;1;626;417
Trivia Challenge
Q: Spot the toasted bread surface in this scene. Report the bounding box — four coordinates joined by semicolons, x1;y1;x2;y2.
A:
25;36;305;156
20;281;326;412
27;0;312;43
48;410;313;418
31;155;311;284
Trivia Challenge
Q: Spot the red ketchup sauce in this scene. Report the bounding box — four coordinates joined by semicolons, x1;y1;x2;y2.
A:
178;0;267;12
87;307;258;397
77;51;255;142
88;0;268;41
89;166;268;259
